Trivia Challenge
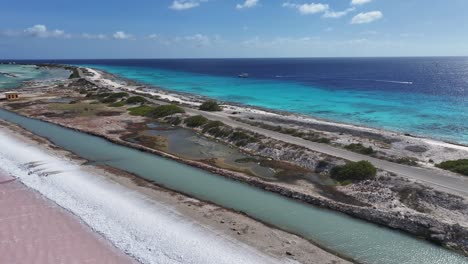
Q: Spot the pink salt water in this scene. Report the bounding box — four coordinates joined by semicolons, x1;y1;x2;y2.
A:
0;170;135;264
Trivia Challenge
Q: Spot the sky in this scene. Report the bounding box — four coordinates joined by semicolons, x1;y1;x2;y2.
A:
1;0;468;59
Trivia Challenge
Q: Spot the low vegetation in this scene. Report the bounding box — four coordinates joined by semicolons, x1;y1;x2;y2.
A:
199;100;223;111
184;115;208;127
126;96;147;105
331;160;377;182
436;159;468;176
148;104;185;118
344;143;375;155
230;130;257;147
109;101;126;107
202;120;224;133
128;105;156;116
236;119;331;144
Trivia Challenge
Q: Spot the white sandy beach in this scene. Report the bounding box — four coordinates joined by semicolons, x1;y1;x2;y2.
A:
0;125;306;264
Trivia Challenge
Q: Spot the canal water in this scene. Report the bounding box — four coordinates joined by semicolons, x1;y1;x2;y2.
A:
0;109;466;264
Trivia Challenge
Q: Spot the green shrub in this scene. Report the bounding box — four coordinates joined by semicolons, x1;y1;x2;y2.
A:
202;120;224;133
199;100;222;111
100;97;117;103
126;96;147;104
128;105;156;116
230;131;256;146
149;104;185;118
108;92;129;99
109;101;126;107
184;115;208;127
345;143;375;155
331;161;377;182
436;159;468;176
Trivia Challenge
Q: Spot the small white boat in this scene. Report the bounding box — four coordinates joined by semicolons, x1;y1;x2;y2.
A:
238;73;249;78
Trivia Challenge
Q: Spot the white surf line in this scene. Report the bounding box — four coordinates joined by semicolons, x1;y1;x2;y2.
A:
0;130;293;264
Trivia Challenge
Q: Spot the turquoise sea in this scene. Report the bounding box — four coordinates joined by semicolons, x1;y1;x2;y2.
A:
3;58;467;144
75;58;467;145
0;64;70;89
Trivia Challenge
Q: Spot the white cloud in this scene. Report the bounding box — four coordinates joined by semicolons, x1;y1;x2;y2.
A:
179;33;212;46
236;0;259;9
351;0;372;5
351;11;383;24
113;31;133;40
81;33;107;40
170;0;202;10
283;2;329;15
24;24;69;38
323;7;355;18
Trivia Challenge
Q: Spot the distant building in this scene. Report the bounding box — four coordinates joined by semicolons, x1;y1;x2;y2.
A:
4;92;20;100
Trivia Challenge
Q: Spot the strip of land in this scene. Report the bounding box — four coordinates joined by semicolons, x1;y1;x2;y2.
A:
1;64;467;257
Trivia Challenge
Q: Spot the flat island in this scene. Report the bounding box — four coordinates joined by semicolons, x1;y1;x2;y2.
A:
0;64;467;264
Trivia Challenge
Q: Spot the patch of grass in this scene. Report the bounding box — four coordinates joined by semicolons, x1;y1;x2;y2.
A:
331;160;377;182
344;143;375;155
202;120;224;133
128;105;156;116
109;101;126;107
108;92;129;99
436;159;468;176
184;115;208;127
149;104;185;118
125;96;147;104
206;126;232;138
230;130;257;147
199;100;222;111
235;157;259;163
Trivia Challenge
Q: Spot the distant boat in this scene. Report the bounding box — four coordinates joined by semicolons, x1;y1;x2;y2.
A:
238;73;249;78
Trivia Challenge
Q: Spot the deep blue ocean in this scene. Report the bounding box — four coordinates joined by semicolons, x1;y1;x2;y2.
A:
5;57;468;144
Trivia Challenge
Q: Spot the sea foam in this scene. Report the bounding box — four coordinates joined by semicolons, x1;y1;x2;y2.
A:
0;130;289;264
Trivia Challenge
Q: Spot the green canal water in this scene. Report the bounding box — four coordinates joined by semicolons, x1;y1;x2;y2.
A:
0;109;466;264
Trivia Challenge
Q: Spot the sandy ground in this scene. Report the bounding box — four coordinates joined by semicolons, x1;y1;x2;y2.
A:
0;170;135;264
0;121;349;264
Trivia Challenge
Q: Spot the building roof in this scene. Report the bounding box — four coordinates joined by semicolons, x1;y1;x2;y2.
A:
4;91;19;94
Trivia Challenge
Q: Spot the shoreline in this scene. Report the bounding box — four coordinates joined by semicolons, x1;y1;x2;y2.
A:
1;96;467;257
1;63;467;259
83;66;468;149
0;117;349;264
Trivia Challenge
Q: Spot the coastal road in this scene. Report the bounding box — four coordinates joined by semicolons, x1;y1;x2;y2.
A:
183;108;468;198
82;71;468;198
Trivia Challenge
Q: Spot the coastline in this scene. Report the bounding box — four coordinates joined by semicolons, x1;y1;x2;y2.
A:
0;118;349;264
83;66;468;149
1;63;467;260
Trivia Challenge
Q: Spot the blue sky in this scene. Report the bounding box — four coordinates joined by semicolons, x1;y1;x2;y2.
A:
1;0;467;59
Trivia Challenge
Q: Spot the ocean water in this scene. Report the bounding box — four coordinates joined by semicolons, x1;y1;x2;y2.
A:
6;58;468;144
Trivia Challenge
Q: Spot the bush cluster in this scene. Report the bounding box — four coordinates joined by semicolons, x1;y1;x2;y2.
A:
436;159;468;176
184;115;208;127
331;160;377;182
344;143;375;155
149;104;185;118
199;100;222;111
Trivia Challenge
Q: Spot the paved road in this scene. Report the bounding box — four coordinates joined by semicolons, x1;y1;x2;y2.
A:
184;108;468;197
81;72;468;198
